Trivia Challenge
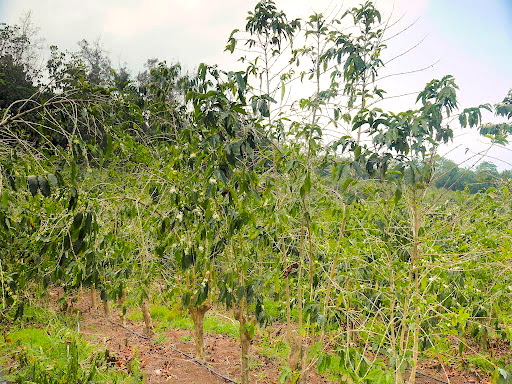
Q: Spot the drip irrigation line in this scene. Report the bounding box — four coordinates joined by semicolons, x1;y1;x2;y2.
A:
107;319;240;384
407;369;450;384
161;342;240;384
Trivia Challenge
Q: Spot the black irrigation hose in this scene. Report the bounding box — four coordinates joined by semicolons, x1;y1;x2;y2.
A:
161;341;240;384
107;319;240;384
407;369;450;384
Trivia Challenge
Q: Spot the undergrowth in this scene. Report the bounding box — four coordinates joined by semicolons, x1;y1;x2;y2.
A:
0;304;143;384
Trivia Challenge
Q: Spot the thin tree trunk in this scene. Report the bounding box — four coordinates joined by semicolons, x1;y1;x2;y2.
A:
231;237;252;384
300;366;311;384
119;290;127;326
384;199;402;384
287;332;302;372
142;299;154;338
103;298;111;319
410;318;420;384
408;193;421;384
291;217;305;379
320;205;347;342
390;271;402;384
235;305;252;384
241;326;251;384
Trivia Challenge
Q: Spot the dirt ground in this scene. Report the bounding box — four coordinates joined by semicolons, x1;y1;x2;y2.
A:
52;289;489;384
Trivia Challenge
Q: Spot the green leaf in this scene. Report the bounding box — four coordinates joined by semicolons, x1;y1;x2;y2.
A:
317;352;331;374
394;185;402;203
182;291;191;308
47;174;59;187
55;171;65;187
278;367;292;383
83;212;93;234
38;175;50;197
304;173;311;194
496;368;510;384
103;133;113;164
68;187;78;211
354;145;362;159
72;212;84;230
259;100;270;117
71;160;77;184
236;72;247;104
333;162;345;181
342;177;353;193
14;301;24;320
27;175;39;196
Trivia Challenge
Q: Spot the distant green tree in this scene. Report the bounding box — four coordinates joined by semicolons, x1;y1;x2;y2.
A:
76;38;112;86
433;158;475;191
474;161;499;191
0;16;41;110
0;54;35;109
476;161;498;176
502;169;512;179
0;13;44;79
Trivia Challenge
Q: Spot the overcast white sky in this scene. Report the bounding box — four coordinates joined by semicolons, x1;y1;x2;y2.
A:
1;0;512;169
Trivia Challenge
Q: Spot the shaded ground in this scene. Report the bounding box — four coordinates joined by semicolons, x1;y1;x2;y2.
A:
47;289;490;384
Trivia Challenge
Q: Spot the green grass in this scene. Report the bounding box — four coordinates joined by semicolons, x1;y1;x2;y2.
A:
22;304;60;324
181;335;192;342
154;332;168;344
0;305;143;384
128;304;239;338
204;314;238;337
465;354;495;373
253;299;299;323
257;337;289;360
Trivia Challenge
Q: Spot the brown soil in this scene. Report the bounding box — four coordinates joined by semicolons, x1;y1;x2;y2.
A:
51;289;490;384
65;289;328;384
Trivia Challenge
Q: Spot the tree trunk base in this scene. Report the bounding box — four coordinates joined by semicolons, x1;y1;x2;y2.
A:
142;300;154;338
189;304;210;361
91;287;97;310
287;332;302;372
234;307;253;384
103;299;111;319
240;330;251;384
119;290;127;326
